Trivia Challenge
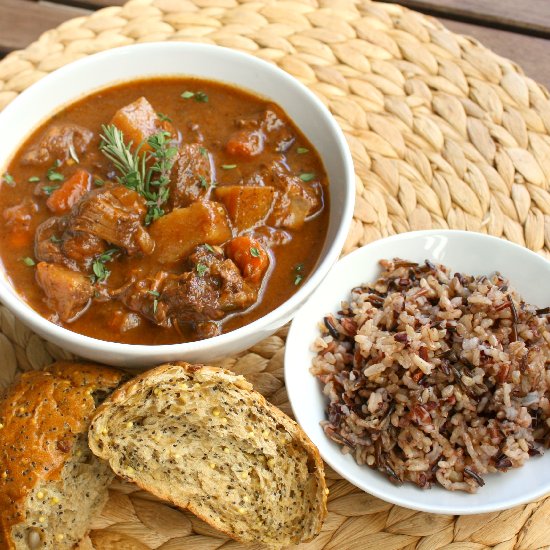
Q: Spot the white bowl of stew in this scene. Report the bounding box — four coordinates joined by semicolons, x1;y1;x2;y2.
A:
0;42;354;367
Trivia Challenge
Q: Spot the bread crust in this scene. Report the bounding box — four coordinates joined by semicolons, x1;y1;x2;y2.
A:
89;362;328;546
0;361;124;550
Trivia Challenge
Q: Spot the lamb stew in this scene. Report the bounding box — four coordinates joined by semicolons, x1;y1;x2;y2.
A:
0;78;329;344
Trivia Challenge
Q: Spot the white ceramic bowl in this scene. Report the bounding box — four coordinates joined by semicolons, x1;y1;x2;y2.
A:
0;42;354;367
285;230;550;515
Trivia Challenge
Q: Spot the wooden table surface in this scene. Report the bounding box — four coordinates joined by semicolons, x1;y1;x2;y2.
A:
1;0;550;90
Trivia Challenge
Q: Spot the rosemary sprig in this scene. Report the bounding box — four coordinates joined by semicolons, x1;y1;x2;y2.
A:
99;124;178;225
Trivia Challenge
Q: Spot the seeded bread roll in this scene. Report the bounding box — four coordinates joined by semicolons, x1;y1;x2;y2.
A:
0;361;125;550
88;362;327;547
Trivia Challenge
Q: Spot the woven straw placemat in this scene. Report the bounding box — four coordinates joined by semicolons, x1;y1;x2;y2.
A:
1;0;550;548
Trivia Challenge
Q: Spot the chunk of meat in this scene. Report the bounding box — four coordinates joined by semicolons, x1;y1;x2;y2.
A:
230;107;295;154
111;97;174;149
35;216;106;272
149;201;232;264
170;143;215;208
225;236;270;284
21;123;93;166
35;262;93;322
247;161;323;230
35;217;71;268
46;169;91;214
68;185;154;255
3;198;38;230
214;185;274;232
162;246;258;324
250;226;292;248
117;246;258;335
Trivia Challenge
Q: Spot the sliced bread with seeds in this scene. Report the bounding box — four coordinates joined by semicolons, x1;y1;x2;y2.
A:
0;361;125;550
88;362;327;547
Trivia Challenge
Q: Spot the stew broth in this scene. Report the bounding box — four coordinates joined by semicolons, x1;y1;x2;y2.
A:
0;78;329;344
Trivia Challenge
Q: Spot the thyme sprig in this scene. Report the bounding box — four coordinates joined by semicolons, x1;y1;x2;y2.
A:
99;124;178;225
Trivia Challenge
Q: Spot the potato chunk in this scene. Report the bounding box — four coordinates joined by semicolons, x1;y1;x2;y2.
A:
111;97;168;148
214;185;274;233
150;201;232;264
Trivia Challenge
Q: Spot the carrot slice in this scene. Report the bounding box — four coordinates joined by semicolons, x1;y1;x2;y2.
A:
225;236;269;284
46;169;91;214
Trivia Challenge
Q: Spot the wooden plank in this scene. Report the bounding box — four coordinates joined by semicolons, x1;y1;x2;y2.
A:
0;0;90;55
441;18;550;90
49;0;124;8
391;0;550;36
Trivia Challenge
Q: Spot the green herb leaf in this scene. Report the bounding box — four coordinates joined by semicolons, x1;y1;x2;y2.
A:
204;244;215;253
21;257;35;267
28;176;40;183
293;263;305;285
157;112;172;122
94;178;105;187
222;164;237;170
90;248;118;284
196;263;208;277
199;147;208;157
147;290;160;297
250;247;260;258
68;143;80;164
153;298;159;314
47;167;64;182
299;172;315;182
194;91;209;103
181;91;195;99
297;147;309;154
50;235;62;244
42;185;60;196
99;125;177;225
2;173;15;186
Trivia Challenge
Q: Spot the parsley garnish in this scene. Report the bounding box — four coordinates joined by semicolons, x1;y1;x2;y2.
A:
181;90;208;103
157;112;172;122
196;263;208;277
199;175;215;189
250;247;260;258
222;164;237;170
297;147;309;154
90;248;118;284
28;176;40;183
204;244;215;253
42;185;60;196
293;263;304;285
94;178;105;187
199;147;208;157
21;257;35;267
99;125;178;225
2;173;15;186
299;173;315;182
47;170;64;182
147;290;160;297
50;235;62;243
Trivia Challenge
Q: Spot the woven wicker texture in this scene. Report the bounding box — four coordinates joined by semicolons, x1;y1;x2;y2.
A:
1;0;550;548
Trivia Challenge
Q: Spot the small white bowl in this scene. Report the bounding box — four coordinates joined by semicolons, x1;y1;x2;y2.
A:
285;230;550;515
0;42;354;367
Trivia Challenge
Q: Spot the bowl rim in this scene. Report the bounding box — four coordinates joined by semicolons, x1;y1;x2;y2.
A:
285;229;550;515
0;41;355;358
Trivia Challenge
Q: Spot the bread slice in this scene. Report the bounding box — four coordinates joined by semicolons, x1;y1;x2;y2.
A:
0;361;124;550
88;363;327;547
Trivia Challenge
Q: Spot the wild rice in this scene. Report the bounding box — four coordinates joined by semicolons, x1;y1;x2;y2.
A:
311;259;550;492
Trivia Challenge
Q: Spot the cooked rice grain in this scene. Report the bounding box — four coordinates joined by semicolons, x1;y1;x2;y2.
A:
311;259;550;492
